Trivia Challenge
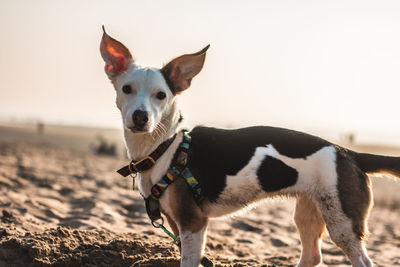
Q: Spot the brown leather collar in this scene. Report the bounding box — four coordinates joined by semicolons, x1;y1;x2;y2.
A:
117;134;177;177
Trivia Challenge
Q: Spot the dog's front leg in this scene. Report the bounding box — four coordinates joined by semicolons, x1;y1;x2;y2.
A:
180;223;208;267
166;179;209;266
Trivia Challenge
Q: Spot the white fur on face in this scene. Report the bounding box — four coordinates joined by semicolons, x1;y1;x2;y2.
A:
113;64;174;133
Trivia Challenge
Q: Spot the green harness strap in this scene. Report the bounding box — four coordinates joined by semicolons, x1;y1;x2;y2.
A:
147;131;213;266
149;131;203;203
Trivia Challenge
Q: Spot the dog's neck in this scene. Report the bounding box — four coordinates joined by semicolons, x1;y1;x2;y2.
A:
123;101;181;160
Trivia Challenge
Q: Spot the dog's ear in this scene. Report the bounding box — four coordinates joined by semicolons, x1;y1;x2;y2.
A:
100;26;133;80
161;45;210;95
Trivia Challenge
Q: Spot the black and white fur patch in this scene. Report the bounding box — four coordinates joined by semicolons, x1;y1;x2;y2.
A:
101;31;400;266
187;126;331;204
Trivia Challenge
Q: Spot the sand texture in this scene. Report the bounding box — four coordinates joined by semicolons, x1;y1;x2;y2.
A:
1;128;400;266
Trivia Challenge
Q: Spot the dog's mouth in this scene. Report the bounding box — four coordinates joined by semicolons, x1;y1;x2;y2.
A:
127;126;150;133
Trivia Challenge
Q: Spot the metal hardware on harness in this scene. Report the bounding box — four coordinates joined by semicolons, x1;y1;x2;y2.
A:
151;217;214;266
130;156;156;172
127;162;137;189
116;134;177;178
152;217;181;246
151;216;164;228
127;163;137;179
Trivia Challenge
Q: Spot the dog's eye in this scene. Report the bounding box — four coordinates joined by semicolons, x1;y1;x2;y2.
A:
156;91;166;100
122;85;131;94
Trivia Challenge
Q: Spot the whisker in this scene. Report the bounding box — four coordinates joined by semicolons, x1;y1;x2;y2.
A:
159;124;166;134
155;122;164;134
159;122;167;131
153;126;161;140
158;122;167;134
150;129;156;141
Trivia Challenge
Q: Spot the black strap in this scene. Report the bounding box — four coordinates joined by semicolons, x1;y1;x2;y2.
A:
117;134;177;177
145;197;162;222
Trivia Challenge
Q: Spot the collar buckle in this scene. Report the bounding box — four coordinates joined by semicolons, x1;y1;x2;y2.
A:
117;134;177;178
130;156;156;173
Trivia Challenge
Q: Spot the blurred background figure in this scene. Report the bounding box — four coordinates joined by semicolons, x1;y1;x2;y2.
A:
37;121;44;134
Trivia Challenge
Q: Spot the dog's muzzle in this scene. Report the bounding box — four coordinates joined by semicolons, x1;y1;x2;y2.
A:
132;110;148;129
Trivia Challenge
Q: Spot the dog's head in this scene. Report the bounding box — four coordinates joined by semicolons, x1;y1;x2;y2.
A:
100;26;209;134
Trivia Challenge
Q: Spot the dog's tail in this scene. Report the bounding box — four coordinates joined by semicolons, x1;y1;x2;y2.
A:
351;151;400;177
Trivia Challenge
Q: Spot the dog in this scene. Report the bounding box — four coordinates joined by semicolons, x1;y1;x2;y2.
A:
100;27;400;267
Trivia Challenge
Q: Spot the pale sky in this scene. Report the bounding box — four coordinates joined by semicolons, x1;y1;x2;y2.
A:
2;0;400;144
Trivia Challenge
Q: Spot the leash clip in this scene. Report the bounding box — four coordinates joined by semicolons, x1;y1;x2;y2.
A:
152;217;181;246
127;162;138;179
151;217;164;228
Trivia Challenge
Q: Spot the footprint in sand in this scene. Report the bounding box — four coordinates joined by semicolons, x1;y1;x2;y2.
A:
269;238;288;247
58;187;73;196
231;220;263;233
236;239;253;244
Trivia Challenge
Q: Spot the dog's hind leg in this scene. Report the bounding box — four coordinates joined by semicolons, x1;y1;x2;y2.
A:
316;190;373;267
324;211;372;267
322;152;374;267
294;196;325;267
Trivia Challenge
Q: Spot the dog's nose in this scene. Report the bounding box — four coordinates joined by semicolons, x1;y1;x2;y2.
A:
132;110;148;127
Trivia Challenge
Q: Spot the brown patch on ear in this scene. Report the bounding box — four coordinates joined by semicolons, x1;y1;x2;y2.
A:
167;178;207;233
161;45;210;95
100;26;133;80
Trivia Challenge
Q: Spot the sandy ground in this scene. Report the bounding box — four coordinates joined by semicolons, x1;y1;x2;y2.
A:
1;128;400;266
